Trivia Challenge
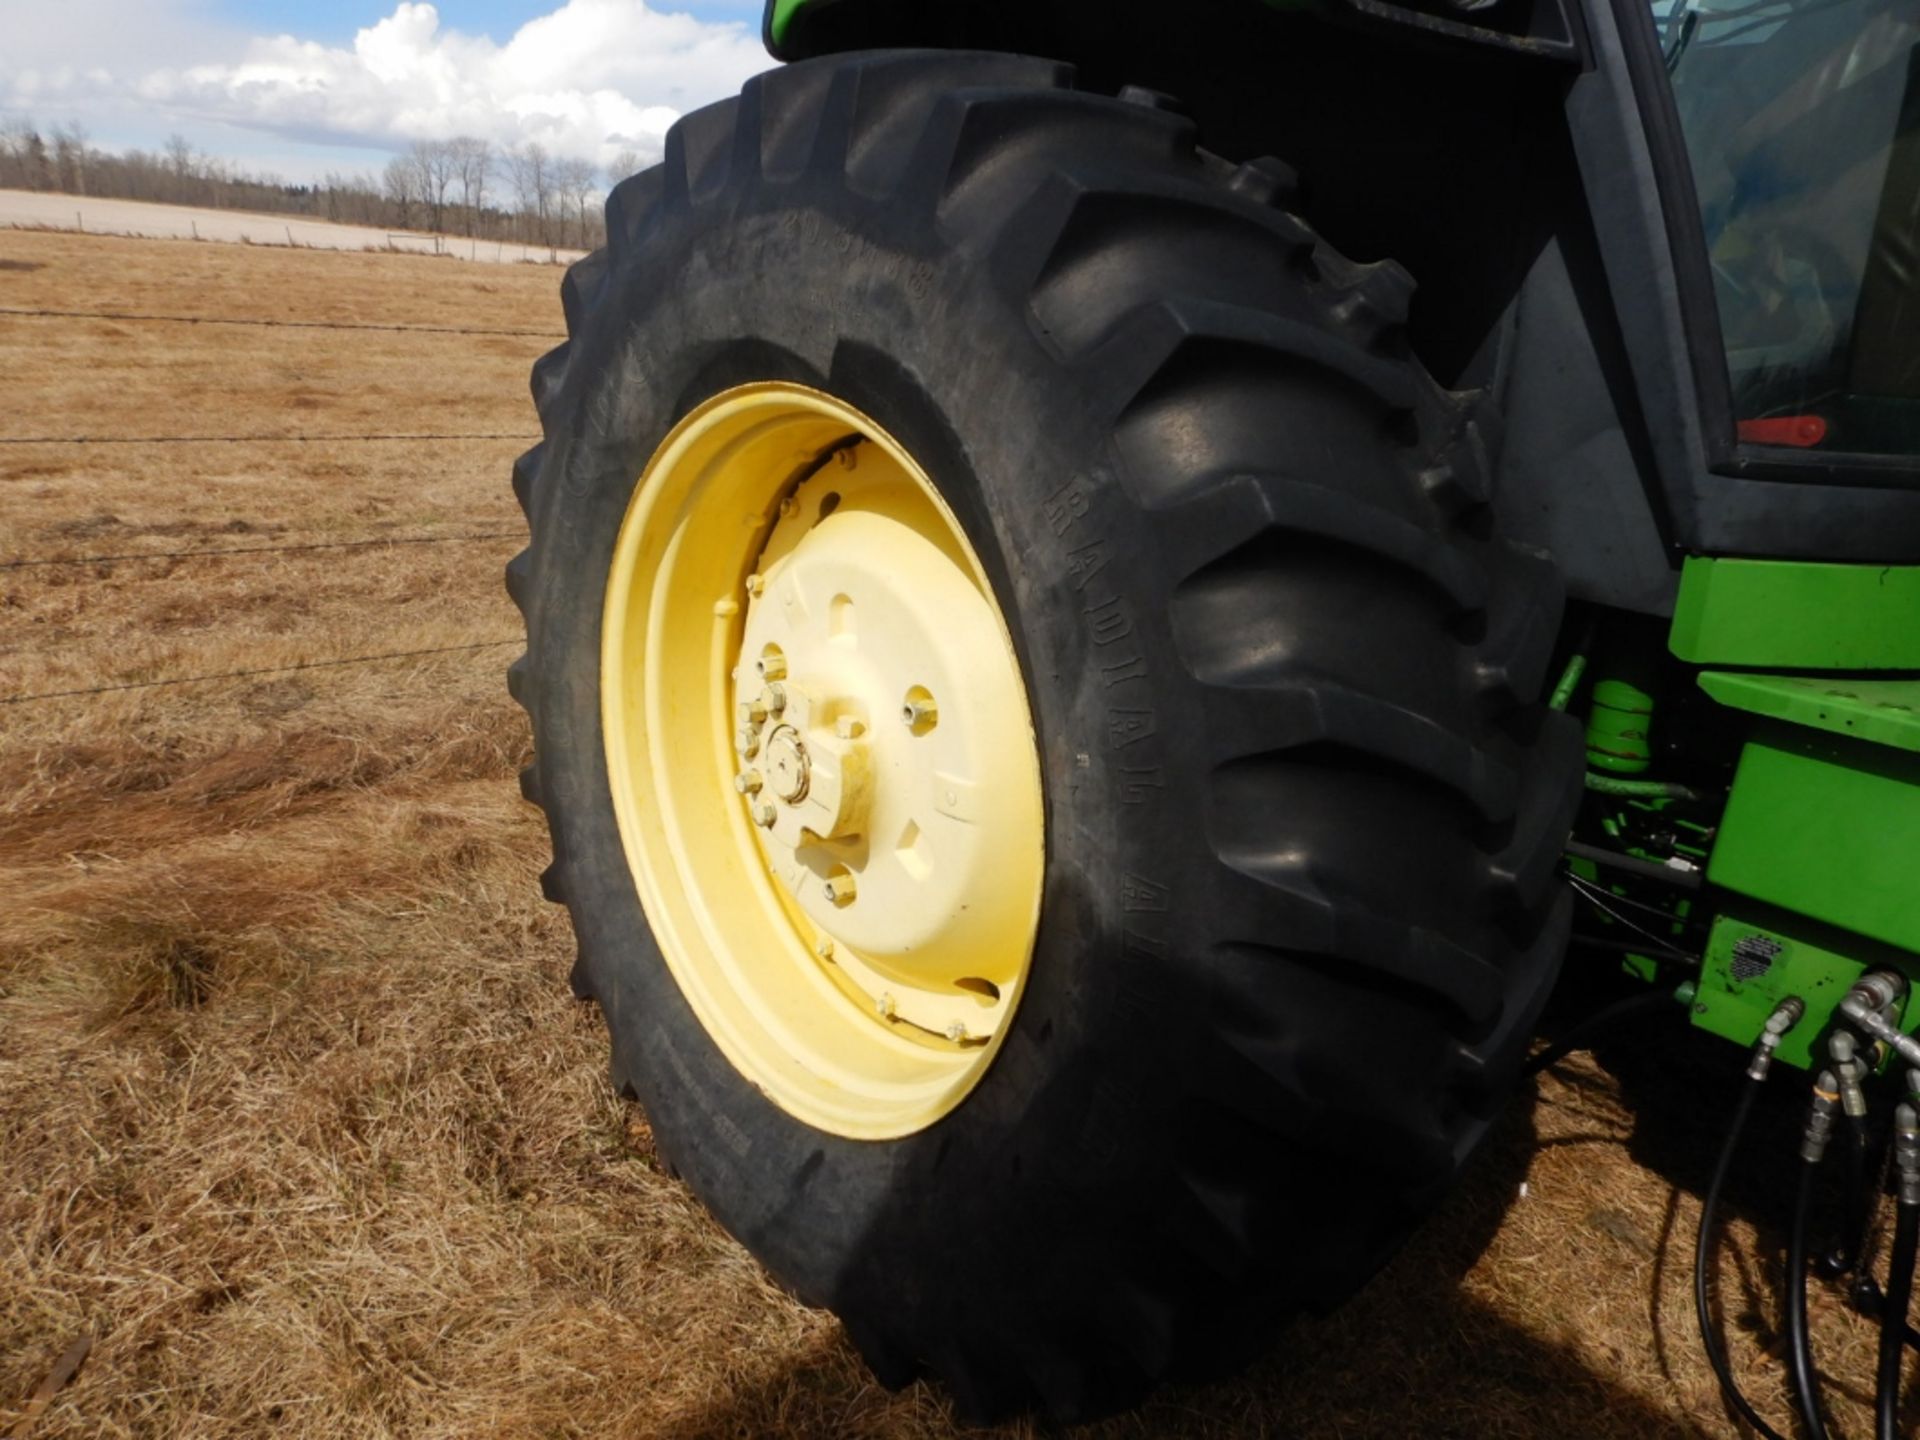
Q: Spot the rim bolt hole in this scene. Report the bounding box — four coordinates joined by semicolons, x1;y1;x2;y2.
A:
902;686;938;736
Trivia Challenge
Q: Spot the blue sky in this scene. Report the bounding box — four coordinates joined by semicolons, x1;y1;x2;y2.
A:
0;0;774;182
214;0;765;46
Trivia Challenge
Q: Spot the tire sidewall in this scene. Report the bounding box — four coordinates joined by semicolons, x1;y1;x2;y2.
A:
526;171;1227;1340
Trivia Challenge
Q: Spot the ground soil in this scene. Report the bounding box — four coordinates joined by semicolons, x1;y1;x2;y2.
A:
0;227;1906;1438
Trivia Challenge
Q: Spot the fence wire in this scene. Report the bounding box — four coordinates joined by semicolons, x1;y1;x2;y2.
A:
2;639;520;705
0;304;562;339
0;432;537;446
3;531;520;570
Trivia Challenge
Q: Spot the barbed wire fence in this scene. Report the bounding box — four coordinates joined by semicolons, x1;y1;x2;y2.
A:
0;293;540;706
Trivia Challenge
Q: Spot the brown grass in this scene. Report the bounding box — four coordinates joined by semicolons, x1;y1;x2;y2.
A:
0;227;1902;1438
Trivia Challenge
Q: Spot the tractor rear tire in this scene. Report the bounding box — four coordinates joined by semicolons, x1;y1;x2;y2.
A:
508;49;1581;1423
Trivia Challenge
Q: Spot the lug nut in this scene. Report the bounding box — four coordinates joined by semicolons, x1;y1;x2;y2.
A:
733;770;762;795
902;697;937;729
876;992;896;1019
824;873;856;906
746;573;766;597
739;698;768;727
945;1021;969;1043
817;938;835;960
735;727;760;758
758;652;787;681
764;683;787;716
752;801;777;827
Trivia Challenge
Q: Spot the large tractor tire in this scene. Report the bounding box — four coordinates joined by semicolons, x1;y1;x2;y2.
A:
508;49;1582;1422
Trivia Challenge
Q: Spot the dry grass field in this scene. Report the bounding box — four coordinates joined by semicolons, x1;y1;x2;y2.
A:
0;227;1906;1438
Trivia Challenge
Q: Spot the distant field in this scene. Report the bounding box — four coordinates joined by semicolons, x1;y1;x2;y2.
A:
0;189;584;265
0;227;1899;1438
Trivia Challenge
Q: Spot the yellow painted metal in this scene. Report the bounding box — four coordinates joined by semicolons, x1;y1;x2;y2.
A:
600;383;1045;1139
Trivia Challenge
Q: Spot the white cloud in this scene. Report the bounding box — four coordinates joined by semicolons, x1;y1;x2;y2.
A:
0;0;771;174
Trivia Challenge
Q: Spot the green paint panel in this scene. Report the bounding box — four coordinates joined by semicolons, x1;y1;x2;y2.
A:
1692;911;1918;1069
1707;728;1920;952
1670;557;1920;669
1700;672;1920;753
769;0;806;43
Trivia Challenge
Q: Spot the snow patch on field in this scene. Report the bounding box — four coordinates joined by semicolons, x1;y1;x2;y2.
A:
0;188;582;264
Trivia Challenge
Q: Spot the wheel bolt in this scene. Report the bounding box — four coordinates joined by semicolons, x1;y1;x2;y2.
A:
824;873;856;906
752;801;777;827
746;573;766;597
736;727;760;758
764;683;787;716
758;652;787;681
902;697;937;729
739;698;768;726
733;770;762;795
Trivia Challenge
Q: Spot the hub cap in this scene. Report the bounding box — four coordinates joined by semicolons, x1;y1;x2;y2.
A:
600;384;1044;1139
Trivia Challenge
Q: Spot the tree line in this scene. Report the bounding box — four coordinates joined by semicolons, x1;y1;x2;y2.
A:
0;118;639;251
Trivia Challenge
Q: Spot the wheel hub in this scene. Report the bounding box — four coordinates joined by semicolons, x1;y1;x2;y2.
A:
598;382;1045;1138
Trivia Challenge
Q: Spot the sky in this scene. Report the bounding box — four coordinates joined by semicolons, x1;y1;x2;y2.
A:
0;0;775;182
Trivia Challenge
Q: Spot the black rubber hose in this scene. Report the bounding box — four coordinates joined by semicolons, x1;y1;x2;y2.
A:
1695;1077;1794;1440
1523;985;1682;1079
1789;1161;1832;1440
1564;838;1705;890
1879;1201;1920;1440
1838;1114;1871;1274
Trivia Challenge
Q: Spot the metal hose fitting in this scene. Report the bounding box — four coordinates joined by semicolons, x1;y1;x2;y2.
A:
1748;996;1807;1081
1802;1069;1842;1166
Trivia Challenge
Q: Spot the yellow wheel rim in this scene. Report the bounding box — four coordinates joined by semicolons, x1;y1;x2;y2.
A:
601;383;1045;1139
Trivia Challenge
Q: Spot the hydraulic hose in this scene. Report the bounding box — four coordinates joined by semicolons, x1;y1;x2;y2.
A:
1694;997;1805;1440
1836;1112;1871;1275
1695;1075;1793;1440
1879;1204;1919;1440
1789;1163;1830;1440
1521;983;1691;1079
1789;1071;1842;1440
1879;1103;1920;1440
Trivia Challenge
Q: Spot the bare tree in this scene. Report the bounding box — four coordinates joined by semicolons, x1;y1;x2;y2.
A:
384;152;423;230
411;139;456;233
52;121;88;195
608;148;644;184
506;141;552;246
554;157;598;248
0;117;37;189
449;136;492;235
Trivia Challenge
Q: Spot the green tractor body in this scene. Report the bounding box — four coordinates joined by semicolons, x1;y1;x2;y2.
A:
507;0;1920;1422
765;0;1920;1071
